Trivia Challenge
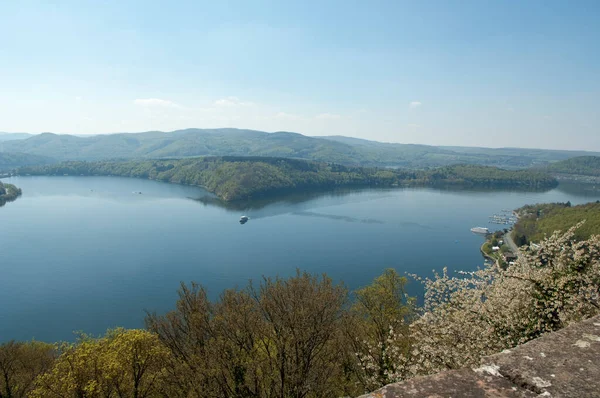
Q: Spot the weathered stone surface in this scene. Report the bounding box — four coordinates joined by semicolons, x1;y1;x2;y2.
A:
483;315;600;397
358;315;600;397
358;367;535;397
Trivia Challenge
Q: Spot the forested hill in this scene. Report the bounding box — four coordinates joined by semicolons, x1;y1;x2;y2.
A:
0;152;55;171
2;128;597;169
18;157;557;201
512;201;600;246
542;156;600;177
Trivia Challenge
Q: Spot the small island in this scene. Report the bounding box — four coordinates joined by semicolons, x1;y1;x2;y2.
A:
0;180;22;207
17;156;558;202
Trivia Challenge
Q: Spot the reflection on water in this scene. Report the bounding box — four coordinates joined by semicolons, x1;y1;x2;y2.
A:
193;187;394;211
556;181;600;197
293;211;385;224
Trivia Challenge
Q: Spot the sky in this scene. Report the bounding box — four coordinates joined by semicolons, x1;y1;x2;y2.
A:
1;0;599;150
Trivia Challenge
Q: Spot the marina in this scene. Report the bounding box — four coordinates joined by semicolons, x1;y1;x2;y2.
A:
488;213;518;225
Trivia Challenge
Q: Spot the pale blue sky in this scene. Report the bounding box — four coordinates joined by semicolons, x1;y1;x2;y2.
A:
1;0;599;150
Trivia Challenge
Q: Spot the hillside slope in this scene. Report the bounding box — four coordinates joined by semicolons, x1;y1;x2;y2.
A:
0;152;56;170
512;201;600;245
0;132;34;142
3;128;598;169
543;156;600;177
18;157;557;201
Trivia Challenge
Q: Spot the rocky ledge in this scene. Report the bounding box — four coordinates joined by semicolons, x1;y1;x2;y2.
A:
359;315;600;397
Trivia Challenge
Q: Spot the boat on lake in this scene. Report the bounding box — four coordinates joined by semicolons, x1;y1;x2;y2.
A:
470;226;489;234
239;215;249;224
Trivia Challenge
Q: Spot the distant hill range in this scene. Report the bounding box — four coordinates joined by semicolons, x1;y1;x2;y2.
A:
0;152;56;171
1;128;598;169
542;156;600;177
0;132;34;142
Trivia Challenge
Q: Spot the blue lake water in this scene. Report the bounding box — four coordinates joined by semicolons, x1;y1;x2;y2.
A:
1;176;599;342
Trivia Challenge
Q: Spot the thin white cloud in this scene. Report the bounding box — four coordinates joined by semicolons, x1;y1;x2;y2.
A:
275;112;302;120
133;98;182;108
409;101;422;109
315;113;342;120
214;96;254;107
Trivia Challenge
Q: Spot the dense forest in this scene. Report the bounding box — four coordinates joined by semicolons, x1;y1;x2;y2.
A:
2;229;599;397
0;152;55;171
0;181;21;207
512;201;600;245
2;128;597;168
17;157;558;201
543;155;600;176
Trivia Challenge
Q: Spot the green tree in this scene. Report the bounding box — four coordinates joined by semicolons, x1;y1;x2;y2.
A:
147;272;354;398
32;329;170;398
351;269;415;390
0;341;55;398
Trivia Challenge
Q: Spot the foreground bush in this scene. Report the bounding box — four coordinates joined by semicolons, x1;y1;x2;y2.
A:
406;224;600;377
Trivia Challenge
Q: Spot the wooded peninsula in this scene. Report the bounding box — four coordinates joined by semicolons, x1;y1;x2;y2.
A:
0;181;21;206
17;156;558;201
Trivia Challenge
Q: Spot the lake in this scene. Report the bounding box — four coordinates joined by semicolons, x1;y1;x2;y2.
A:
1;176;600;342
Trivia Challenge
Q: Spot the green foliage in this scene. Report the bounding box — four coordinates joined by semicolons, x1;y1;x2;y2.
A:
146;271;358;397
420;164;557;188
512;202;600;245
18;157;557;201
0;181;22;207
0;341;56;398
482;242;493;255
351;269;415;389
5;270;415;397
0;152;54;171
32;329;170;398
3;129;597;168
544;156;600;176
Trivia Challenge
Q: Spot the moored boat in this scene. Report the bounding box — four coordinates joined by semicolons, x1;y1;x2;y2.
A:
470;226;489;234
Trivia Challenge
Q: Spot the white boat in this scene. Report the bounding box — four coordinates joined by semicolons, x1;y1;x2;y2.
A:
239;215;249;224
470;227;489;234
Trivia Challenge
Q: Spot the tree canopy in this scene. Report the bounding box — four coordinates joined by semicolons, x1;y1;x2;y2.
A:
17;157;557;201
512;201;600;246
544;156;600;176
